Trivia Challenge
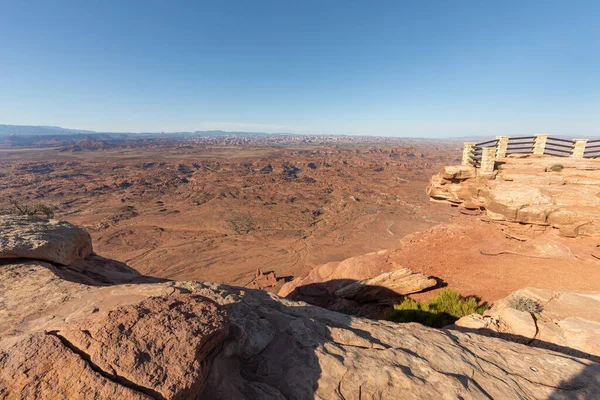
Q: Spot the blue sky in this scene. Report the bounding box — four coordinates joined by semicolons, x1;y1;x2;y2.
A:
1;1;599;137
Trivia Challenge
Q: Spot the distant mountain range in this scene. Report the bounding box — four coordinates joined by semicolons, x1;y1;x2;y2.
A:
0;124;282;139
1;124;597;144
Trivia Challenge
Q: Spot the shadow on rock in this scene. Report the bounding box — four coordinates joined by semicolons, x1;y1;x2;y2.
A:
453;326;600;363
199;284;600;399
56;254;169;286
284;278;445;320
0;254;169;286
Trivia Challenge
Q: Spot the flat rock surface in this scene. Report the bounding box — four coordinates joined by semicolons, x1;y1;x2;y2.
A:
2;218;600;399
455;288;600;361
0;216;92;265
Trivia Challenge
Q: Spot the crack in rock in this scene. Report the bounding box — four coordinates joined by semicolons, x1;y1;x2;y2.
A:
45;330;164;400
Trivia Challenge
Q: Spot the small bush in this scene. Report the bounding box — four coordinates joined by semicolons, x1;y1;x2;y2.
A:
508;296;542;313
6;199;55;218
387;289;487;328
550;164;563;172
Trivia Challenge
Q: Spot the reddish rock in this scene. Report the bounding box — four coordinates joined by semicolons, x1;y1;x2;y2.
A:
58;294;229;400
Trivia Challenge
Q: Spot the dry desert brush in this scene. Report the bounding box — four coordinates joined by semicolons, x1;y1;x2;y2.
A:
507;296;542;314
5;199;56;218
549;164;564;172
387;289;487;328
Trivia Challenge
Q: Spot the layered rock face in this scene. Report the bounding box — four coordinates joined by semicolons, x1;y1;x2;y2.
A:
1;216;600;399
454;288;600;362
427;157;600;237
278;250;437;316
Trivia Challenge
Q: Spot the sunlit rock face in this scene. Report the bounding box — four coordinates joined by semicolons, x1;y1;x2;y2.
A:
1;217;599;399
427;156;600;237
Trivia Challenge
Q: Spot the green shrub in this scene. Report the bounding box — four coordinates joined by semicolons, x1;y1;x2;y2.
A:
387;289;487;328
549;164;563;172
507;296;542;313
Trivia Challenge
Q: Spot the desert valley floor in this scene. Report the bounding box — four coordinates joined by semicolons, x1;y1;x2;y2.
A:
2;136;599;306
1;138;458;287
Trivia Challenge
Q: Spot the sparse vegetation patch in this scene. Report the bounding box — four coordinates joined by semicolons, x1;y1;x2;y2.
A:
507;296;542;313
387;289;487;328
3;199;56;218
549;164;564;172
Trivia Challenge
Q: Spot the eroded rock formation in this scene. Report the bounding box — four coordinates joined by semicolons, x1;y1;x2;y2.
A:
1;216;599;399
427;157;600;237
278;250;437;316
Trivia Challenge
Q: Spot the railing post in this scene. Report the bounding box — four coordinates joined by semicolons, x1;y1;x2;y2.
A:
571;139;588;158
480;147;496;175
495;136;509;158
533;134;548;155
462;142;475;166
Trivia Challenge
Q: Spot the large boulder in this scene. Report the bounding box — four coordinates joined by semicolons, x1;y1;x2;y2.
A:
279;249;403;300
0;216;92;265
57;294;229;400
334;268;437;302
278;250;437;317
0;333;150;399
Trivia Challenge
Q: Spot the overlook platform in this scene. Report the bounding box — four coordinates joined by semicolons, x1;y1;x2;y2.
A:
428;155;600;238
462;135;600;175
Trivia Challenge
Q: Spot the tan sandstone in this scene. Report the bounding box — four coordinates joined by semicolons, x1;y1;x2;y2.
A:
427;156;600;237
454;287;600;362
0;216;92;265
1;216;600;399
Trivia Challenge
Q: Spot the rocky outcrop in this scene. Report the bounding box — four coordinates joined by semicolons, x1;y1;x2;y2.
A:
57;295;229;400
278;250;437;317
427;157;600;237
0;216;92;265
454;288;600;362
333;268;437;302
2;217;600;399
279;250;400;298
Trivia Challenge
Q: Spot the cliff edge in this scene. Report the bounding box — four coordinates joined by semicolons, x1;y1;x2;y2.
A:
427;156;600;237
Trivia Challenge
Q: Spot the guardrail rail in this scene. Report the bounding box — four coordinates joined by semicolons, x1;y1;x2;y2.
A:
462;134;599;174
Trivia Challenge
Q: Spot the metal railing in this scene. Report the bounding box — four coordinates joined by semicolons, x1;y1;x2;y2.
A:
462;135;599;172
584;139;600;159
471;138;498;167
505;136;535;156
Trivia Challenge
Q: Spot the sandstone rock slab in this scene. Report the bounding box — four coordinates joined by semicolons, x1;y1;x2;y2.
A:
57;294;229;400
334;268;437;302
0;216;92;265
427;157;600;237
0;333;150;400
454;287;600;361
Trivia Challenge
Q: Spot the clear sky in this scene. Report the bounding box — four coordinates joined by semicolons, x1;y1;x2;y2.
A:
1;1;599;137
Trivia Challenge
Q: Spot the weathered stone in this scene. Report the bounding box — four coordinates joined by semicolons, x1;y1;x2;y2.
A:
427;157;600;237
440;165;477;181
2;219;600;399
0;215;92;265
59;295;229;400
454;288;600;361
334;268;436;302
0;333;150;400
